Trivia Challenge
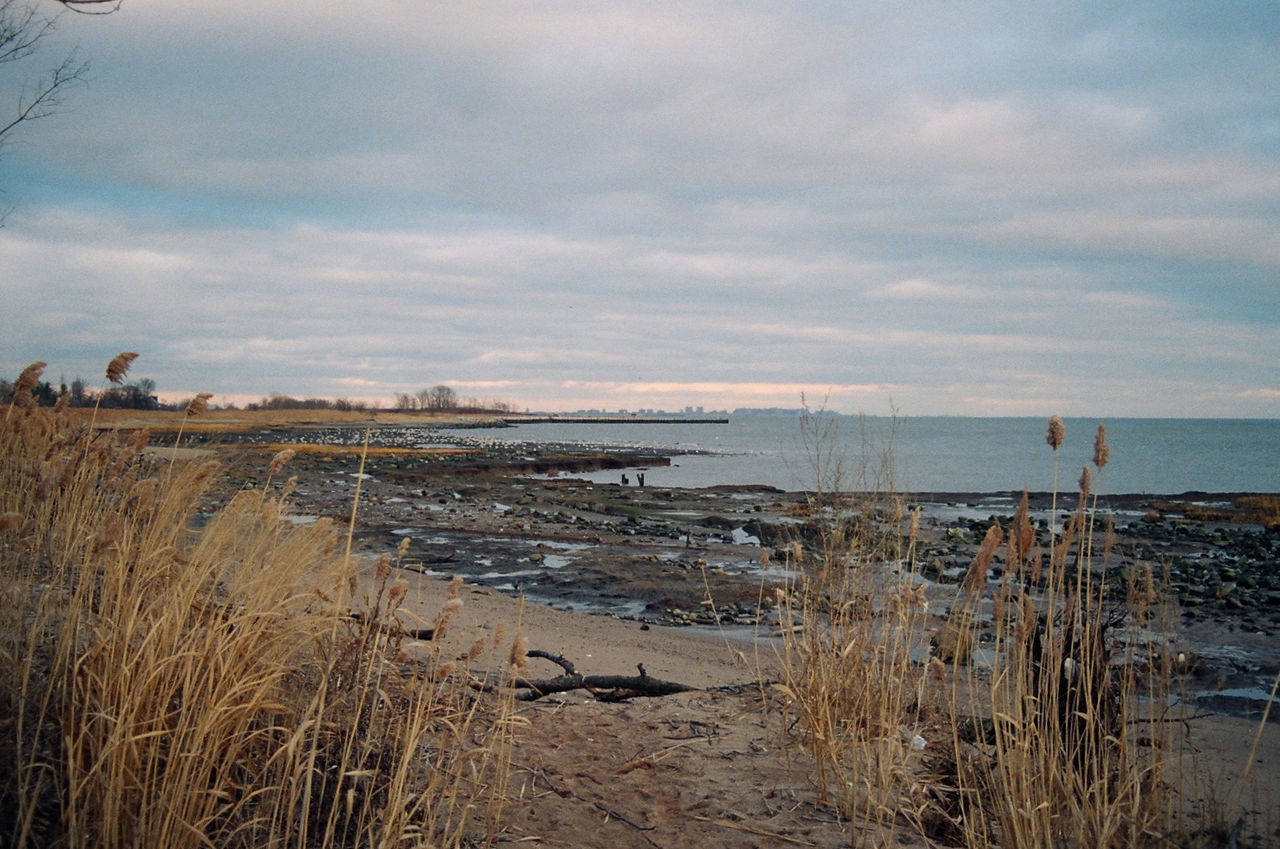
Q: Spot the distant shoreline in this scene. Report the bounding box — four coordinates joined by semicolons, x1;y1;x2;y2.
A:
504;415;730;425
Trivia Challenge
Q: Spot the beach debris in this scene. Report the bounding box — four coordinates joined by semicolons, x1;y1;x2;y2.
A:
511;649;696;701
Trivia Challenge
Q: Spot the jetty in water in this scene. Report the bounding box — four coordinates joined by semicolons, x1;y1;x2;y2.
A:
509;415;729;424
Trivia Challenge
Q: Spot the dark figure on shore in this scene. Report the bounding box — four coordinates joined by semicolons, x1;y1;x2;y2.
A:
638;472;645;487
621;474;629;486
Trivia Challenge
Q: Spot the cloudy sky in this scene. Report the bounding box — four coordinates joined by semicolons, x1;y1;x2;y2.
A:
1;1;1277;416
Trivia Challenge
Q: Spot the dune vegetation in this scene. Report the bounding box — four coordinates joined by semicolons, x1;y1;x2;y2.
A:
776;412;1275;847
1;359;518;849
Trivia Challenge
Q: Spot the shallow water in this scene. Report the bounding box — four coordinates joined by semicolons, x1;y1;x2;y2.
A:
463;415;1280;494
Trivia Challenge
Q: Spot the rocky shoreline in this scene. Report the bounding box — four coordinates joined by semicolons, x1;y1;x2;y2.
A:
181;424;1280;718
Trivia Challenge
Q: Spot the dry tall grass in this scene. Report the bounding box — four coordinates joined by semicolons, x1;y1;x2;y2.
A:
777;416;1248;848
776;411;944;843
1;361;516;848
940;424;1179;849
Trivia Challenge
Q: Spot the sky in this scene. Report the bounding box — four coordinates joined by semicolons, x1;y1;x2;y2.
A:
1;1;1277;417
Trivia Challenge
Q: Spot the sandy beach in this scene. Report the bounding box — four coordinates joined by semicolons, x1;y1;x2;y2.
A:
387;569;1279;848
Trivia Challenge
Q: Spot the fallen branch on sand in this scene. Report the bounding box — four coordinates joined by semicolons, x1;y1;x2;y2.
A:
513;650;697;701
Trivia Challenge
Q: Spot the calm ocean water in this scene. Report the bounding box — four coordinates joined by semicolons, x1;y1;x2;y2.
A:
457;415;1280;494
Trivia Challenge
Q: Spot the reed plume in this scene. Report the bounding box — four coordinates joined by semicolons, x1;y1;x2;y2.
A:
166;387;214;475
1046;415;1065;451
105;351;139;384
268;448;296;477
508;633;529;669
1092;423;1109;469
10;361;46;409
1008;489;1036;569
965;521;1003;593
433;597;463;640
185;392;213;417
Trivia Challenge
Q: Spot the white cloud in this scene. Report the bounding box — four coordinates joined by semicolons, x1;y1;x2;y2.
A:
870;279;975;301
1;2;1277;417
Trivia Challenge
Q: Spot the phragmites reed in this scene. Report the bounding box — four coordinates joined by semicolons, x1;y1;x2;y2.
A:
1079;464;1092;500
433;598;463;640
185;392;213;417
105;351;139;384
1046;415;1066;451
965;521;1004;593
1092;424;1109;469
166;389;213;476
11;361;46;408
1008;490;1036;568
268;448;296;477
374;552;393;583
508;633;529;669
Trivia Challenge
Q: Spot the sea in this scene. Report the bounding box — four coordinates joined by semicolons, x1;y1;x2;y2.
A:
451;414;1280;495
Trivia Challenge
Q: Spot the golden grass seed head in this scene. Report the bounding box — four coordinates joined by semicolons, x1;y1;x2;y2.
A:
965;522;1003;592
1009;490;1035;568
192;460;221;488
105;351;139;384
468;636;486;662
1046;415;1065;451
185;392;213;418
267;448;295;477
374;553;393;583
12;361;46;406
928;656;948;682
388;578;408;606
1015;592;1036;641
396;536;411;560
127;427;150;453
508;633;529;669
1092;423;1109;469
433;597;463;640
1079;464;1092;499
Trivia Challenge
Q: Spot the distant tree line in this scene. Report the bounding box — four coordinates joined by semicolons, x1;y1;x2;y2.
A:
245;394;371;412
391;385;513;413
0;374;160;409
2;374;513;415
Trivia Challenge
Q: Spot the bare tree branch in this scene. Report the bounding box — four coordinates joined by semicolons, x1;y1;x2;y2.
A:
0;0;101;151
0;0;112;222
53;0;121;14
0;49;87;144
0;0;56;65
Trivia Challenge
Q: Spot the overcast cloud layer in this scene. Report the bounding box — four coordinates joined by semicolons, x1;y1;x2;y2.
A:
2;1;1277;416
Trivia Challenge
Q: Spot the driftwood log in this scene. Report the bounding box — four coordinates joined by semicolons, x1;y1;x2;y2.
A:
514;650;696;702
